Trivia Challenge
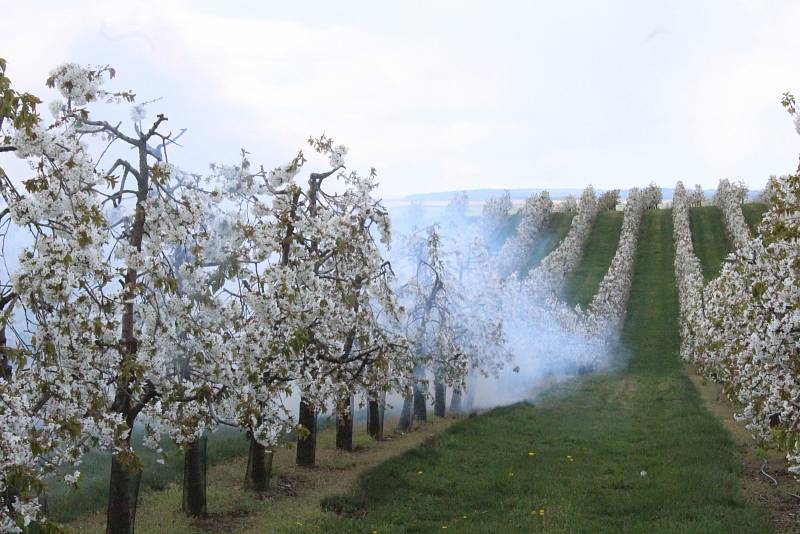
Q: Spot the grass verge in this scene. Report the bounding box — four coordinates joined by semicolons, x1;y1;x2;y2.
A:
689;206;730;281
562;210;623;308
309;209;771;533
742;202;768;236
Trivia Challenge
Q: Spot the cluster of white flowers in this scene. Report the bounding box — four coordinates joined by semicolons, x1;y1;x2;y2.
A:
530;185;598;291
496;191;553;276
676;173;800;473
671;182;706;362
0;63;417;531
584;187;647;330
714;178;751;248
328;144;348;168
267;161;301;188
47;63;103;106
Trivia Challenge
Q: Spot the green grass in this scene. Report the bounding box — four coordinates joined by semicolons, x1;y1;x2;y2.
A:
520;212;576;275
562;210;623;308
47;428;250;522
47;414;350;523
742;203;768;236
311;209;770;533
689;206;731;281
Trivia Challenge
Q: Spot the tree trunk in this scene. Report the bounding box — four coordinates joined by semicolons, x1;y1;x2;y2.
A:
0;318;10;382
107;142;150;534
434;381;446;418
397;393;413;432
182;435;208;516
244;434;272;492
367;398;381;440
450;388;463;414
412;382;427;422
296;397;317;466
106;444;142;534
379;392;385;436
335;396;354;451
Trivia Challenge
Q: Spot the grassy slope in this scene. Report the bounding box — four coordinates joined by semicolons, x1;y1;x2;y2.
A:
689;206;730;281
520;212;576;275
742;203;768;236
562;210;623;308
312;209;770;533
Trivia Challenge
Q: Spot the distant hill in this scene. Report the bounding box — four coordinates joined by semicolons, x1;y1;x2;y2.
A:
403;187;761;202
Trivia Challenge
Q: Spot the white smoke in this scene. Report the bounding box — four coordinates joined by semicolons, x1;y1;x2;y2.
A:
387;195;615;412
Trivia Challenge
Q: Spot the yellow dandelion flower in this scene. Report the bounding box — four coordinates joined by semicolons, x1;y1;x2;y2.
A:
539;509;545;516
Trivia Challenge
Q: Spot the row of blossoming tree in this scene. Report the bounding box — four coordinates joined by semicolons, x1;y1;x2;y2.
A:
0;57;685;533
673;101;799;475
0;62;519;533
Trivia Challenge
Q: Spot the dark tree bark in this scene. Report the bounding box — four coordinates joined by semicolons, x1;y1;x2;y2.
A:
367;397;382;440
182;435;208;516
433;381;446;418
450;388;463;414
106;439;141;534
335;396;354;451
106;132;162;534
244;434;272;492
379;393;385;436
397;393;413;433
0;312;10;382
296;397;317;466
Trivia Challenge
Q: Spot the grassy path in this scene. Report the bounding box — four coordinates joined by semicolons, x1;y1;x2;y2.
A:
562;210;623;308
521;212;576;275
689;206;730;281
742;202;768;236
312;209;770;533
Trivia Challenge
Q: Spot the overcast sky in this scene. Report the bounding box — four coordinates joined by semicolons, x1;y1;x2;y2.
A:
4;0;800;198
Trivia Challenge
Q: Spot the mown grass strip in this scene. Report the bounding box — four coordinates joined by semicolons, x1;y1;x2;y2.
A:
562;210;623;308
311;209;770;533
742;202;768;236
689;206;730;281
